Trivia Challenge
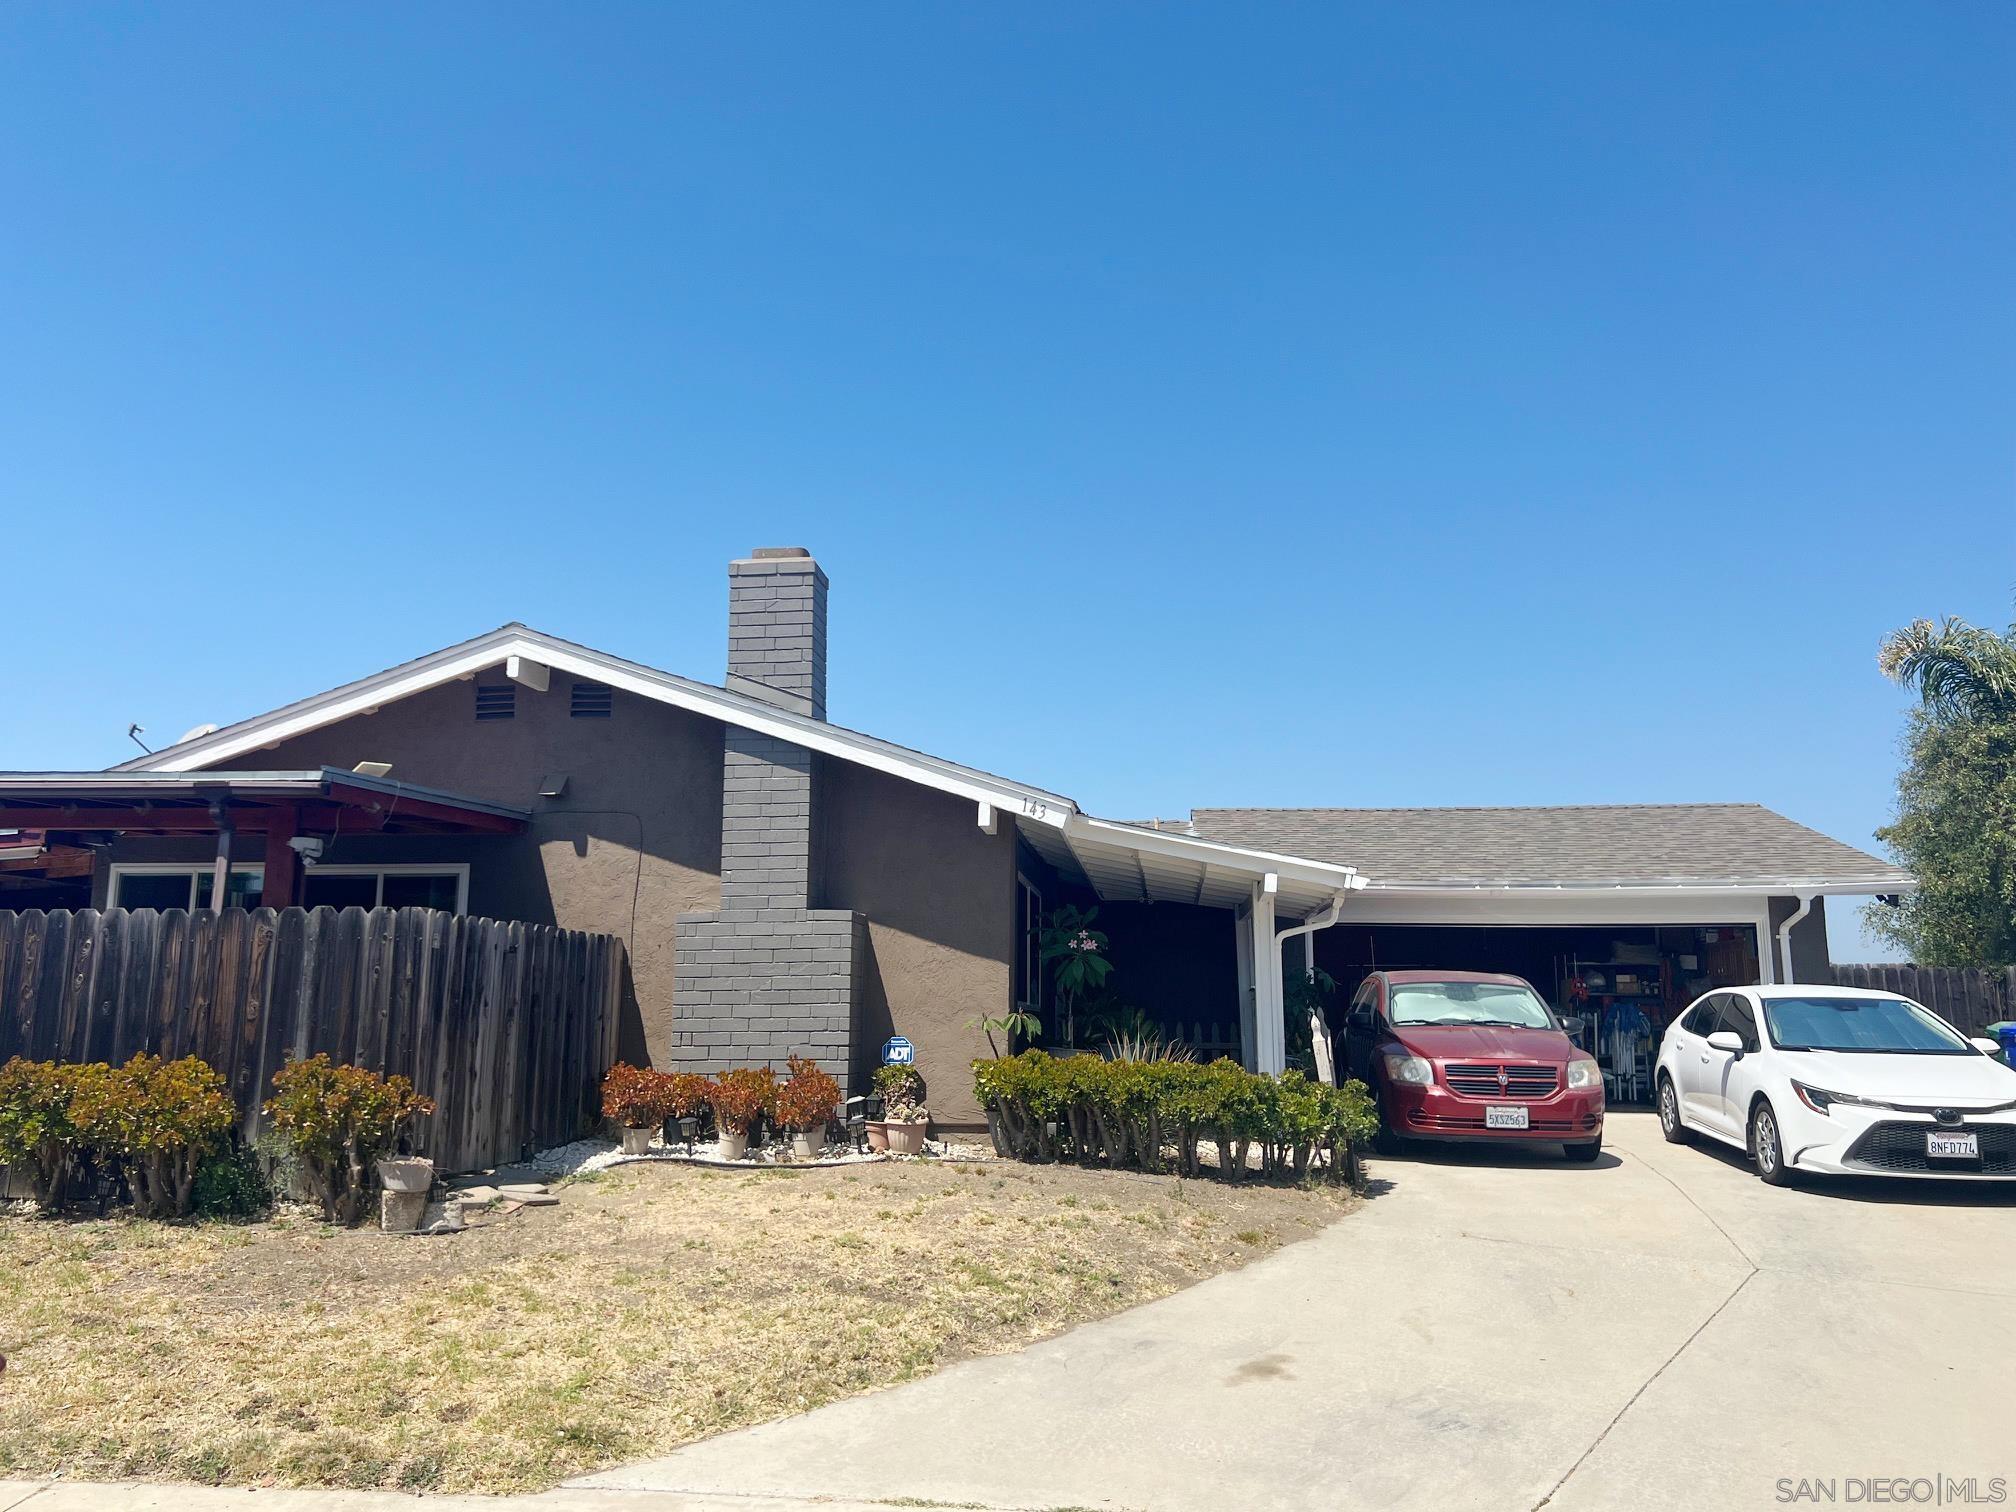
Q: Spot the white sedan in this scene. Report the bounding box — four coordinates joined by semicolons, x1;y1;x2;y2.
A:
1655;984;2016;1184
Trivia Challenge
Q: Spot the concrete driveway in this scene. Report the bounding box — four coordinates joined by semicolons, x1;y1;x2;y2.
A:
578;1110;2016;1511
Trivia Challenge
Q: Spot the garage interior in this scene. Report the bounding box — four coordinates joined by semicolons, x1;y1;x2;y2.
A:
1311;922;1764;1105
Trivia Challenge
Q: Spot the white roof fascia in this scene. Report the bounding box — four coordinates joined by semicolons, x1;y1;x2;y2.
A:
1065;814;1364;893
117;628;1079;827
1361;880;1914;898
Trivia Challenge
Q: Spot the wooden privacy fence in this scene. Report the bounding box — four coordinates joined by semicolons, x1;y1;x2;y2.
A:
0;906;625;1173
1830;963;2016;1037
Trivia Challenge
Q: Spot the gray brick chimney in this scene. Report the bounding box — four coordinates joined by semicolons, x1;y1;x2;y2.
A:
726;547;827;720
670;547;861;1088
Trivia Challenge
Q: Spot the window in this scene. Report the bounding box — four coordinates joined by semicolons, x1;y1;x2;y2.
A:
1682;999;1722;1037
1715;996;1762;1054
110;865;264;910
570;681;613;718
1389;980;1558;1030
1762;995;1971;1055
475;684;515;721
110;863;468;913
1013;874;1043;1012
301;866;468;913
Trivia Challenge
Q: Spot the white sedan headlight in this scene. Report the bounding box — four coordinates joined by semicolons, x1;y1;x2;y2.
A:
1383;1053;1435;1086
1791;1081;1891;1115
1565;1057;1601;1090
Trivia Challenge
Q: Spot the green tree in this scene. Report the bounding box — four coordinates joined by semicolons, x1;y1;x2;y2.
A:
1870;611;2016;966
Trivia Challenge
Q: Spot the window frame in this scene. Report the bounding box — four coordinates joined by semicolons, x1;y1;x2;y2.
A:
1014;872;1044;1014
108;862;265;911
305;863;470;914
108;862;470;914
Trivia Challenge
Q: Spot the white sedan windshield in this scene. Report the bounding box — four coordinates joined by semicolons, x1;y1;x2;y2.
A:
1763;996;1971;1055
1390;982;1556;1029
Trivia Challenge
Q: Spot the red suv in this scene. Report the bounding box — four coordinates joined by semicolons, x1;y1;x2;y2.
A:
1341;970;1605;1162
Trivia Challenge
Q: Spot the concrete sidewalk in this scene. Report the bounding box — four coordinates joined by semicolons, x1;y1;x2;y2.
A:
0;1485;907;1512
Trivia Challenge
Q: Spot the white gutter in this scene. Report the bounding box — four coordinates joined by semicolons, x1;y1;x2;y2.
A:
1274;888;1352;963
1776;891;1818;986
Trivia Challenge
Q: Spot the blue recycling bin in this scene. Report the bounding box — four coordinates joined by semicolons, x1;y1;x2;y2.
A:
1996;1024;2016;1069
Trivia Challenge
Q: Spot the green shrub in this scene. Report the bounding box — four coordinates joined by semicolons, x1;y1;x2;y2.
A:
192;1142;273;1219
263;1055;436;1225
971;1050;1375;1186
0;1057;104;1212
71;1053;237;1218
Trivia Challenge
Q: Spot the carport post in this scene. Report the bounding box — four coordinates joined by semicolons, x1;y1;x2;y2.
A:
1249;878;1285;1074
1233;900;1257;1067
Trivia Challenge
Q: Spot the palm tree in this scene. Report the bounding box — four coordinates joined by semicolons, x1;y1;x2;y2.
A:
1877;612;2016;723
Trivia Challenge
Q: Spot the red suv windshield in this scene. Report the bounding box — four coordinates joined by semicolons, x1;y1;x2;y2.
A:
1390;981;1557;1030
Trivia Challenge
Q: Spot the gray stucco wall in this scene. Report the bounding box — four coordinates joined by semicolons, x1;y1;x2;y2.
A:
209;676;726;1066
815;757;1018;1130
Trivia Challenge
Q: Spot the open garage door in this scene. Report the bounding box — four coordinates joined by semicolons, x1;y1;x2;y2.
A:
1312;922;1764;1106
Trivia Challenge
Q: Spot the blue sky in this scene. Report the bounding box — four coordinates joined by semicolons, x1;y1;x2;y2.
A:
2;5;2011;959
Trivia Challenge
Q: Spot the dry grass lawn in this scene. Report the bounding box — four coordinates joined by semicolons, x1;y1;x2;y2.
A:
0;1155;1355;1494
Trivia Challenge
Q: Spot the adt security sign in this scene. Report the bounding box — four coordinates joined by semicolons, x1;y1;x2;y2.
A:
881;1036;915;1066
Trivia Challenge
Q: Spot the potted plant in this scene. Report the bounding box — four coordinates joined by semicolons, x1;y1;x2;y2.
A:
868;1064;929;1155
705;1067;776;1161
1039;905;1113;1049
775;1055;840;1160
601;1063;672;1156
662;1071;715;1150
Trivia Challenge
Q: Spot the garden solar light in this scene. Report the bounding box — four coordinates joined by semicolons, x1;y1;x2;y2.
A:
677;1115;699;1153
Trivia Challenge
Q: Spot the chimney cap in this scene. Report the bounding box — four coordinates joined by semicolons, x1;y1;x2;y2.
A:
749;546;812;559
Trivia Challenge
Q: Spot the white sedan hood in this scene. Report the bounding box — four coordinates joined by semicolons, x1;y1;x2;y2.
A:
1789;1050;2016;1106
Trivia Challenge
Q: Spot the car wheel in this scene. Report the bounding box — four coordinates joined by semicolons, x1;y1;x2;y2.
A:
1563;1135;1602;1164
1371;1089;1401;1155
1657;1075;1689;1144
1749;1100;1794;1186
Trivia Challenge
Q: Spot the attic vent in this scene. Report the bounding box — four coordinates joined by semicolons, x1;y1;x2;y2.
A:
475;684;516;721
570;681;613;719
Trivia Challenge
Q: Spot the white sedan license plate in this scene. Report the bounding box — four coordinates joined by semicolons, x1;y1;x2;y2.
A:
1927;1130;1979;1159
1485;1105;1529;1131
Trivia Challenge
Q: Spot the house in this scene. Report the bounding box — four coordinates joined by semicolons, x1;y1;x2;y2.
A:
0;548;1913;1128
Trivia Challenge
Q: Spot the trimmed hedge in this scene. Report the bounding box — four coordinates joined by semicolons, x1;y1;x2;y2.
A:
973;1052;1377;1183
0;1054;235;1216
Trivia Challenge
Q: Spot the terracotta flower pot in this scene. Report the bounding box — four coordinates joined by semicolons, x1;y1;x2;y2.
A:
620;1126;654;1157
865;1121;889;1152
873;1120;927;1156
717;1129;749;1162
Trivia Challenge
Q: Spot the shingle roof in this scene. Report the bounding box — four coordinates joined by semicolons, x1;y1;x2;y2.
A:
1186;805;1912;890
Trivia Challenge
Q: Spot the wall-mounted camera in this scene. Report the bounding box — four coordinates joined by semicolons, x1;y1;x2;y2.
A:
287;835;325;866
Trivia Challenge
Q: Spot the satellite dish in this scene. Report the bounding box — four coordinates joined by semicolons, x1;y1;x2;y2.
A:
175;723;220;745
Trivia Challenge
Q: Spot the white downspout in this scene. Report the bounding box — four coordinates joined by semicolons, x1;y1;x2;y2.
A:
1273;883;1361;1081
1776;892;1817;987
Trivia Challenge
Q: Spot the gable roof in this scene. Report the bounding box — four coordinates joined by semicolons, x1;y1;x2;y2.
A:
117;623;1078;817
114;624;1363;915
1188;804;1912;893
